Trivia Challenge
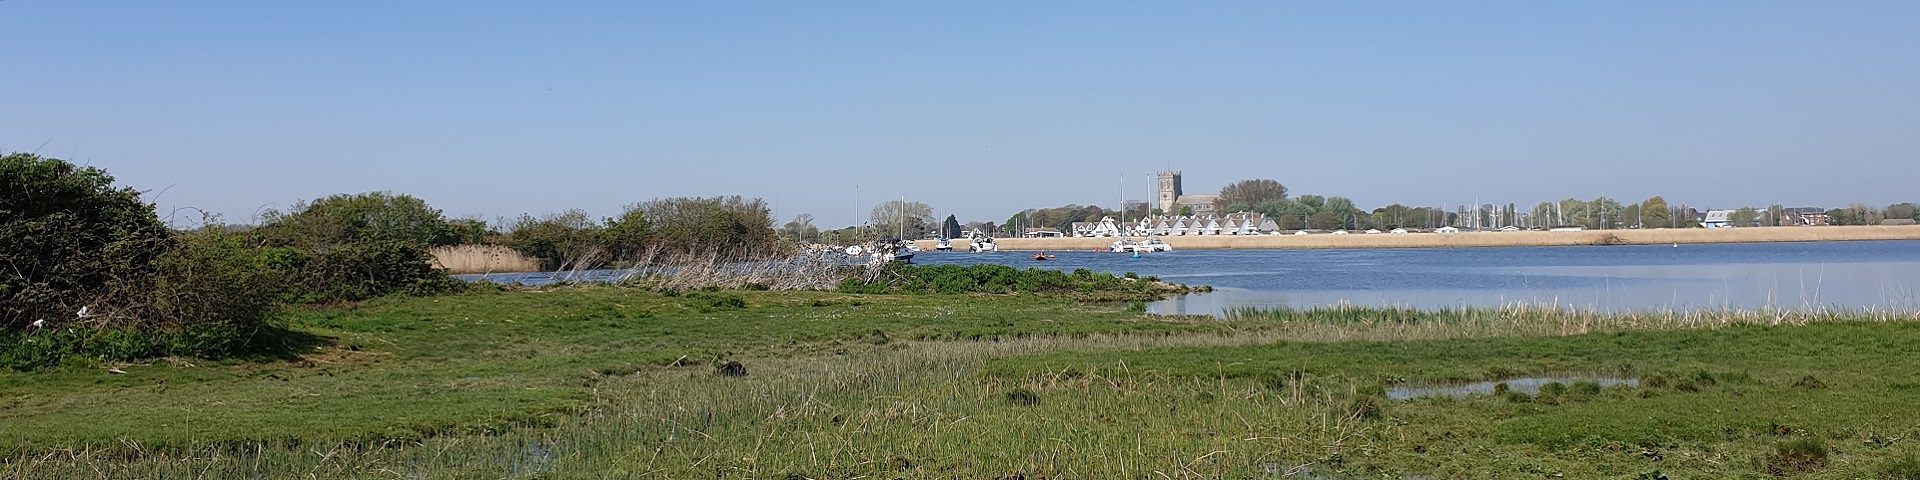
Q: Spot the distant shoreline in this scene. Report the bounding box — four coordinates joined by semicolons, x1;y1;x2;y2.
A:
919;225;1920;252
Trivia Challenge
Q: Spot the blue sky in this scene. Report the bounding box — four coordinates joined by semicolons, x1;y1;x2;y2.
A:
5;1;1916;227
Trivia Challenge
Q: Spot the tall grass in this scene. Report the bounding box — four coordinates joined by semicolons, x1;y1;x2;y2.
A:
1223;302;1920;342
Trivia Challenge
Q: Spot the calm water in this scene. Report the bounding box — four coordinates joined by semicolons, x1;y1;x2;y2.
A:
911;240;1920;315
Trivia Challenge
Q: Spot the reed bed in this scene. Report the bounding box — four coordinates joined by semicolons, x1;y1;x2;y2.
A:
429;244;540;274
1224;302;1920;343
585;248;856;291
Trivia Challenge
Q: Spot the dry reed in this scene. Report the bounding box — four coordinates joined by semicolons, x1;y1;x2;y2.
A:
429;244;540;274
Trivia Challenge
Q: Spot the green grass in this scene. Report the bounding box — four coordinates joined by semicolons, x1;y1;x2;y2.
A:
7;288;1920;478
0;285;1224;455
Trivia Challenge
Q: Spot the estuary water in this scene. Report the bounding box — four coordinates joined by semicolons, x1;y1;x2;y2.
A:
911;240;1920;316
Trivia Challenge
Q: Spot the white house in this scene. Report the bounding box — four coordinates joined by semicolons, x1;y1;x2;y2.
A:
1702;210;1739;228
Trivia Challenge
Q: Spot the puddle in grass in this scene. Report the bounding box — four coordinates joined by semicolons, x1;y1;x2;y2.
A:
1386;376;1637;400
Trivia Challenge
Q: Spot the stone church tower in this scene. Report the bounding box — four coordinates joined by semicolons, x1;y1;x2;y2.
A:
1156;171;1182;213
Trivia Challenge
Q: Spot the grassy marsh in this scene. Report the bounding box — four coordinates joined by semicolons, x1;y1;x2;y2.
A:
6;287;1920;478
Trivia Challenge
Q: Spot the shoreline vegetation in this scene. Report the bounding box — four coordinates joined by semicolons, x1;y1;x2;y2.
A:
428;226;1920;275
927;224;1920;252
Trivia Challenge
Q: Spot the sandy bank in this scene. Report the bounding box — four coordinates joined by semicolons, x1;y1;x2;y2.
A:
915;225;1920;252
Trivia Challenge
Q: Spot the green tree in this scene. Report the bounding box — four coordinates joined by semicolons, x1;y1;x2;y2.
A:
258;191;457;249
1766;204;1786;226
505;210;603;269
1325;196;1358;229
2;153;173;329
600;207;654;261
1214;179;1288;213
1297;195;1326;210
639;196;779;258
1308;211;1341;230
1641;196;1672;228
1730;207;1760;227
1886;203;1918;221
942;215;962;239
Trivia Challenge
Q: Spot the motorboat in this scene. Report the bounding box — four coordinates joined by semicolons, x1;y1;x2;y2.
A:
1108;239;1139;253
969;235;998;253
868;237;914;264
934;238;953;251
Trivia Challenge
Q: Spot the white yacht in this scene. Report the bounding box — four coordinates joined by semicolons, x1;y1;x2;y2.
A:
968;235;998;253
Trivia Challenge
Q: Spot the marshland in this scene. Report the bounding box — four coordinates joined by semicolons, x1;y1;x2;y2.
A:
11;153;1920;478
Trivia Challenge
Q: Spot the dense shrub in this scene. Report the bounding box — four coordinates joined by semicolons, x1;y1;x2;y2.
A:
289;240;465;303
1;153;173;329
837;264;1183;301
255;191;458;249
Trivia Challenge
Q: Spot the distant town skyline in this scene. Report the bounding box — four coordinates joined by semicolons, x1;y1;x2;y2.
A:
5;2;1916;228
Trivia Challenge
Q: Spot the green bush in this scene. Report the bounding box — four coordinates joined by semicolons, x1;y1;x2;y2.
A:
289;241;465;303
837;264;1171;300
1;153;173;329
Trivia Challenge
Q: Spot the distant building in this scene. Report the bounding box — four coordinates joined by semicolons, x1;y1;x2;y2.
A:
1022;228;1063;238
1703;210;1738;228
1070;216;1123;237
1127;212;1267;236
1155;171;1221;216
1784;207;1827;226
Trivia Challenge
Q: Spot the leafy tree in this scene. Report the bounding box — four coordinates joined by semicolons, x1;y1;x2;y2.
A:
257;191;456;249
1276;214;1305;230
504;210;603;269
1766;204;1786;226
1308;211;1341;230
1590;197;1623;229
1325;196;1358;229
1887;203;1918;221
1214;179;1288;213
1731;207;1760;227
2;153;173;329
942;215;961;239
1178;205;1194;216
1620;204;1641;228
601;207;653;260
1640;196;1672;228
638;196;779;258
1296;195;1326;210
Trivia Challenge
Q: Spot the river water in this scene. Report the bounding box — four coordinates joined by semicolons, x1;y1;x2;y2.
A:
911;240;1920;315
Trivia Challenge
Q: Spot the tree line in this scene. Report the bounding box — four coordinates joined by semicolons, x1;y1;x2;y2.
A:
991;178;1919;233
2;153;790;367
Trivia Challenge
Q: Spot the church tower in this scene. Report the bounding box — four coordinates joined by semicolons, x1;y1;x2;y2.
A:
1156;171;1182;214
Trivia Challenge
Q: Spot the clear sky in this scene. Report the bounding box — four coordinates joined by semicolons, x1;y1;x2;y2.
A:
5;1;1917;227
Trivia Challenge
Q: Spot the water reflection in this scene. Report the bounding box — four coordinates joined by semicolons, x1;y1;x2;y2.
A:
1386;376;1638;400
